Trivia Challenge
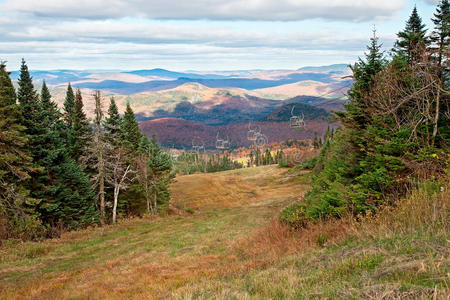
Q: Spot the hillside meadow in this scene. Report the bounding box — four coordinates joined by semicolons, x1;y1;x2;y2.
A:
0;166;448;299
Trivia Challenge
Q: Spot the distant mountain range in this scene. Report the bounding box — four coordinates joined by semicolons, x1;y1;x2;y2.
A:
10;64;351;148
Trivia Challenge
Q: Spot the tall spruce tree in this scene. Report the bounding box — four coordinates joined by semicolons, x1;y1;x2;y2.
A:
17;59;39;133
35;82;98;231
429;0;450;144
40;82;60;125
394;6;428;63
344;30;386;129
430;0;450;86
0;62;41;238
15;62;98;233
104;97;122;146
71;89;92;161
145;134;173;213
63;83;75;128
121;102;142;151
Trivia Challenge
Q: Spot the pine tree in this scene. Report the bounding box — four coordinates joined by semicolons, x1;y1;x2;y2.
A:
121;103;142;151
341;30;386;130
0;62;41;239
429;0;450;144
17;59;39;132
15;62;98;233
71;89;92;161
394;6;428;63
104;97;122;146
430;0;449;86
145;134;173;213
35;82;97;231
0;62;16;105
40;82;60;125
63;83;75;128
313;132;319;149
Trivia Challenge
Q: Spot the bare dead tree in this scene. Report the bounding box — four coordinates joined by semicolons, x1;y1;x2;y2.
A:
365;51;449;145
80;91;109;224
105;148;134;224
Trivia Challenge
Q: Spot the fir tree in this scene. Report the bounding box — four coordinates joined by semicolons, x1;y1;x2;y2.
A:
17;59;39;131
145;134;173;213
35;83;97;231
0;62;41;238
40;82;60;126
341;30;386;129
15;63;98;232
430;0;450;86
121;103;142;151
63;83;75;128
104;97;122;146
71;89;92;161
394;6;428;63
0;62;16;105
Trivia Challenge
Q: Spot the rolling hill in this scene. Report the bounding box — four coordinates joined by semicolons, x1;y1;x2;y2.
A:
11;65;350;148
139;117;330;149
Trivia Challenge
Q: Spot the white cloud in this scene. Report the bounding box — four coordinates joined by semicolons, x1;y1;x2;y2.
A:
3;0;406;21
421;0;439;4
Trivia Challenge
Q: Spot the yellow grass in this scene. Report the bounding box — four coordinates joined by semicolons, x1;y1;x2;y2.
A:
0;166;448;299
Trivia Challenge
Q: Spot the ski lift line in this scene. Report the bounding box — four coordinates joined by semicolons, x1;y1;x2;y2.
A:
315;82;353;99
290;104;306;129
216;132;230;150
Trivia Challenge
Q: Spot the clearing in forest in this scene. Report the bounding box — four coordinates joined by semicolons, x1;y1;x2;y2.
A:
0;166;309;299
1;165;448;299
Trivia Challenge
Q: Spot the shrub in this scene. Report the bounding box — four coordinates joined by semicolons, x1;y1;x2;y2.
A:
279;202;308;229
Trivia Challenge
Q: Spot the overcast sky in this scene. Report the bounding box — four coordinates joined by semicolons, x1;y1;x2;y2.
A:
0;0;441;71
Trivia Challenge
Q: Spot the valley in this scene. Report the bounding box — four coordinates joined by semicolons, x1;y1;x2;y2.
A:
10;65;349;148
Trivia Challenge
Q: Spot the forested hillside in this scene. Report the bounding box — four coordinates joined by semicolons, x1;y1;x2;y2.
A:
0;62;174;239
281;3;449;228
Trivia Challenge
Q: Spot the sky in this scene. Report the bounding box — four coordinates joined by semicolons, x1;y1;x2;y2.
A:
0;0;441;71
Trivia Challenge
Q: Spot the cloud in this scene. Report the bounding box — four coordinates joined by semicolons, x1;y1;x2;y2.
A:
3;0;406;21
0;19;377;50
420;0;439;4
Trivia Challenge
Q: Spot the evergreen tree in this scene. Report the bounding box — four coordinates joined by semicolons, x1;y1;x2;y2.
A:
121;103;142;151
40;82;60;125
0;62;41;239
341;30;386;129
35;82;98;231
0;62;16;105
394;6;428;63
313;132;319;149
71;89;92;161
145;134;173;213
63;83;75;128
17;59;39;132
430;0;450;87
104;97;122;146
15;62;98;233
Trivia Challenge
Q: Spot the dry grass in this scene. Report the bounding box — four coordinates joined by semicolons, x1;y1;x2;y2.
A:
0;166;448;299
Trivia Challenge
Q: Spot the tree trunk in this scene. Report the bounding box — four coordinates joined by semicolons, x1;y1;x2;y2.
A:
432;87;440;146
99;174;105;224
99;146;105;225
112;183;119;224
153;190;157;215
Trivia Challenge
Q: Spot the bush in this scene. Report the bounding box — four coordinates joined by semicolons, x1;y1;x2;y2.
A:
279;202;308;229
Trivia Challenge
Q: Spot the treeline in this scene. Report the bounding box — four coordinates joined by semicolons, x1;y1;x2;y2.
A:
281;2;449;227
248;148;281;167
174;152;243;175
0;61;173;240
